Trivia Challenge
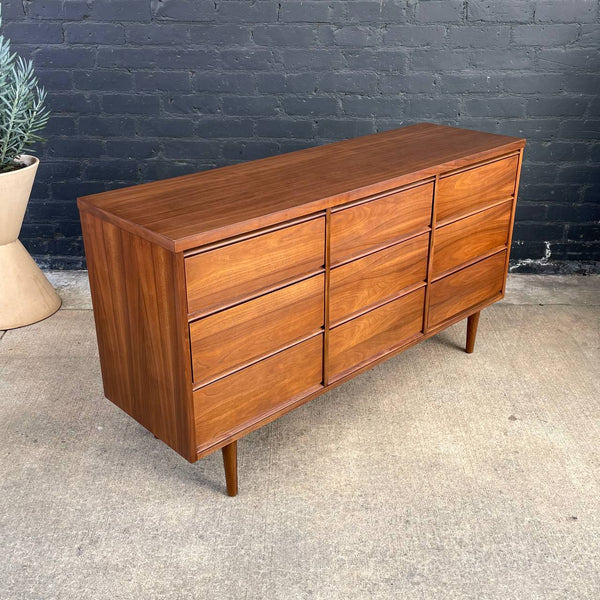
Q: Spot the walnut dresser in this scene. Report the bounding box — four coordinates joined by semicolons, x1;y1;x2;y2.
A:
78;123;525;496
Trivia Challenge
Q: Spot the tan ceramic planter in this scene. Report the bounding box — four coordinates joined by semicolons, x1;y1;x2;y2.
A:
0;156;61;329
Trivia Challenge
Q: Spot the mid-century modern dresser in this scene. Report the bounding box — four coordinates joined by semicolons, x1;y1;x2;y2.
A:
78;123;525;496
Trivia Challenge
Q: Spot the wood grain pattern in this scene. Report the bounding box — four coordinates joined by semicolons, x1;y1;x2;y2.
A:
329;232;429;325
78;124;524;252
428;250;507;329
189;274;324;385
80;210;195;461
185;216;325;316
431;200;512;278
330;182;433;264
466;311;480;354
436;154;519;224
194;335;323;451
329;287;425;380
222;442;238;497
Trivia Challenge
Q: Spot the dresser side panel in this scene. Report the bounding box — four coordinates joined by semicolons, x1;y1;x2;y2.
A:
80;210;195;461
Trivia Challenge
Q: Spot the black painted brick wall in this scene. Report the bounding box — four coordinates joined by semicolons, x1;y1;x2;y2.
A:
2;0;599;271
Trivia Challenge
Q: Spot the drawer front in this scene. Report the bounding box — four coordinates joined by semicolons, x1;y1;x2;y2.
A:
329;232;429;325
190;275;324;384
436;155;519;224
428;250;507;328
329;287;425;380
185;217;325;315
194;335;323;448
330;182;433;265
431;201;512;278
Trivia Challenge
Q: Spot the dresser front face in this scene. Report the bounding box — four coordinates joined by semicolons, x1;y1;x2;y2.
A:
184;150;522;458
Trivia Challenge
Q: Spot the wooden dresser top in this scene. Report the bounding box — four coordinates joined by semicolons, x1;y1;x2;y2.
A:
77;123;525;252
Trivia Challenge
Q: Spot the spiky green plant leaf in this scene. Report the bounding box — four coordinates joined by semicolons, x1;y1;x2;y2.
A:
0;5;50;173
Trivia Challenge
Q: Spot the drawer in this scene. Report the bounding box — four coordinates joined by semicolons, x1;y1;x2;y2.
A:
185;217;325;315
428;250;507;328
329;287;425;380
330;182;433;265
431;201;512;278
194;335;323;448
190;274;324;384
329;232;429;325
436;155;519;224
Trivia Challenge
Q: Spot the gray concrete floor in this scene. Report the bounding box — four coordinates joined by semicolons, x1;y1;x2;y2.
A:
1;274;599;600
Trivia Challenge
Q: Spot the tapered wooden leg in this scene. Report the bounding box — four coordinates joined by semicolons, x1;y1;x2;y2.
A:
466;311;481;354
221;441;238;497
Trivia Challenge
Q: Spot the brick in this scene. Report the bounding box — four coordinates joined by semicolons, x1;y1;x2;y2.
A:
153;0;215;21
441;73;502;94
216;2;279;23
253;25;316;47
342;97;405;117
280;2;332;23
135;71;191;92
33;47;95;69
408;97;460;119
164;94;220;115
527;97;587;117
65;23;125;45
470;49;534;70
38;70;73;91
256;120;314;139
102;94;161;115
219;49;276;70
500;73;564;94
515;203;547;221
536;0;597;23
43;116;76;136
577;24;600;47
4;22;64;44
318;72;378;93
447;26;510;47
383;26;445;46
195;119;255;138
282;49;344;70
222;141;280;161
90;1;152;22
316;119;376;139
222;96;279;116
105;140;161;159
333;26;375;47
195;73;255;94
46;138;103;158
547;204;600;222
283;97;339;116
126;24;191;45
79;116;136;137
411;49;470;71
189;25;252;46
467;1;534;23
334;1;407;24
140;118;194;138
85;160;139;181
162;140;222;159
74;70;133;92
381;73;438;94
513;223;565;242
464;97;526;117
558;120;600;139
46;93;100;114
567;224;600;241
416;1;463;23
25;0;90;20
538;49;600;72
512;24;580;46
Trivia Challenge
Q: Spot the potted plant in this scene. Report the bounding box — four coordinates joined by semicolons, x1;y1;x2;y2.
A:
0;6;60;329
